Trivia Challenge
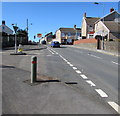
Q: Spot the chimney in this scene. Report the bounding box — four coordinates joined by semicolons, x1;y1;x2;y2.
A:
74;25;76;29
2;20;5;25
110;8;114;12
84;12;86;17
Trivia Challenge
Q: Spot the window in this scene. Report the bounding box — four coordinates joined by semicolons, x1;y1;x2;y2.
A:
2;27;5;30
68;33;71;36
61;33;65;37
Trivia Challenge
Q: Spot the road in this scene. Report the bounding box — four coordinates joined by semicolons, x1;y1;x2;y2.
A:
2;44;119;114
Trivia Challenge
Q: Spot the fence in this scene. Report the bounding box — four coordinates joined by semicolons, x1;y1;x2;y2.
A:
2;34;28;48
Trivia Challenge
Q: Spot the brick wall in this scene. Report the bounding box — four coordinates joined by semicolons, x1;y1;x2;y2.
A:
73;38;97;45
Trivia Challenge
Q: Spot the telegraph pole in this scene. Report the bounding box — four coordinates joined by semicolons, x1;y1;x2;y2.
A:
27;19;28;34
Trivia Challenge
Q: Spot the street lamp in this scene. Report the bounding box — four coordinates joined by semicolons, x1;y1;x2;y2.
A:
94;2;105;50
74;25;77;40
12;24;18;53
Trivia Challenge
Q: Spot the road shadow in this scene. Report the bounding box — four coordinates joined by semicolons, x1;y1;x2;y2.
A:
24;47;47;51
0;65;15;69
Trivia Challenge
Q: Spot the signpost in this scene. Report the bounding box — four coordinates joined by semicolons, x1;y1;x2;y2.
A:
13;25;18;53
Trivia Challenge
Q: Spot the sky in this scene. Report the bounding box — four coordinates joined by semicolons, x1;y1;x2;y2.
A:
1;1;119;42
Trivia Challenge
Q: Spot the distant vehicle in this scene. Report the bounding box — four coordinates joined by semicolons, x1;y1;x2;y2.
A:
41;40;46;45
51;41;60;48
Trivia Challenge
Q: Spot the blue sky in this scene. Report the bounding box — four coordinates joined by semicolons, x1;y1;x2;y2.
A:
2;2;119;42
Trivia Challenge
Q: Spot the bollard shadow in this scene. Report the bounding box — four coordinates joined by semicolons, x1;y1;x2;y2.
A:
36;79;61;83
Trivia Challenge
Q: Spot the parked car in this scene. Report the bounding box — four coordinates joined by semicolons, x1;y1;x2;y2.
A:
51;41;60;48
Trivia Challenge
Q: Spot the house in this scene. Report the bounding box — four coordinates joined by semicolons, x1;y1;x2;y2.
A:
55;27;81;44
81;13;100;39
0;21;13;34
94;9;120;40
40;32;55;44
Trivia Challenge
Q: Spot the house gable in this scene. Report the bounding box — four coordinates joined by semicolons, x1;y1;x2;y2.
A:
0;24;13;34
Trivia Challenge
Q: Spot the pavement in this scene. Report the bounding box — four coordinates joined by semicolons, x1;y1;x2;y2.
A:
70;44;119;57
1;45;119;114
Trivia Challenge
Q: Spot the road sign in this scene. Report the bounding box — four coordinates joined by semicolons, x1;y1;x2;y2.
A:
13;26;18;33
37;33;42;38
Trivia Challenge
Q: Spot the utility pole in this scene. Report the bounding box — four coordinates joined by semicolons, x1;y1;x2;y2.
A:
26;19;28;34
94;2;104;50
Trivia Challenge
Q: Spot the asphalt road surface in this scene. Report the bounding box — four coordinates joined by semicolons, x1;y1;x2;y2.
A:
2;45;119;114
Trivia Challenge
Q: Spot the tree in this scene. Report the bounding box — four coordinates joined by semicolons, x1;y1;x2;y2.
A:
16;29;28;36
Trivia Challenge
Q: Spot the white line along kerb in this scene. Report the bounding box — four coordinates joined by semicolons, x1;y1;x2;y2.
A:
108;101;120;114
80;74;88;79
86;80;96;87
95;89;108;97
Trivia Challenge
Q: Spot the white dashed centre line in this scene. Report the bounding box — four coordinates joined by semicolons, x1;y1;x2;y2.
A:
80;74;88;79
108;101;120;114
95;89;108;97
67;62;71;64
72;67;77;70
57;52;120;114
75;70;81;74
86;80;96;87
69;64;73;67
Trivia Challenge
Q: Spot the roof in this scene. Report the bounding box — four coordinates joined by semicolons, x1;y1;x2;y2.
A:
85;17;100;26
95;11;120;24
59;28;81;32
104;21;120;33
0;24;13;34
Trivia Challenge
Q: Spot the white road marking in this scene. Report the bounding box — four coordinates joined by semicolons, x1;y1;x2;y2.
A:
67;62;71;64
80;74;88;79
89;54;102;59
86;80;96;86
46;55;52;56
47;48;54;54
72;67;77;70
108;101;120;114
75;70;81;74
69;64;73;67
95;89;108;97
112;61;119;65
64;59;68;62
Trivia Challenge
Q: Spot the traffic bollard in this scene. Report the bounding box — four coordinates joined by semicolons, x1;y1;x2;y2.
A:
31;56;37;83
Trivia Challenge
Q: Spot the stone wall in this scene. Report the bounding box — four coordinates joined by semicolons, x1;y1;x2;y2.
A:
104;41;119;54
73;38;119;54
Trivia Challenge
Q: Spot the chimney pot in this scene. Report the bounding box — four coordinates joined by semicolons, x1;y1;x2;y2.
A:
110;8;114;12
2;20;5;25
84;12;86;17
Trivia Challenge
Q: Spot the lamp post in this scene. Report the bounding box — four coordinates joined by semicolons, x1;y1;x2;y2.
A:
74;25;77;40
12;24;18;53
94;2;104;50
